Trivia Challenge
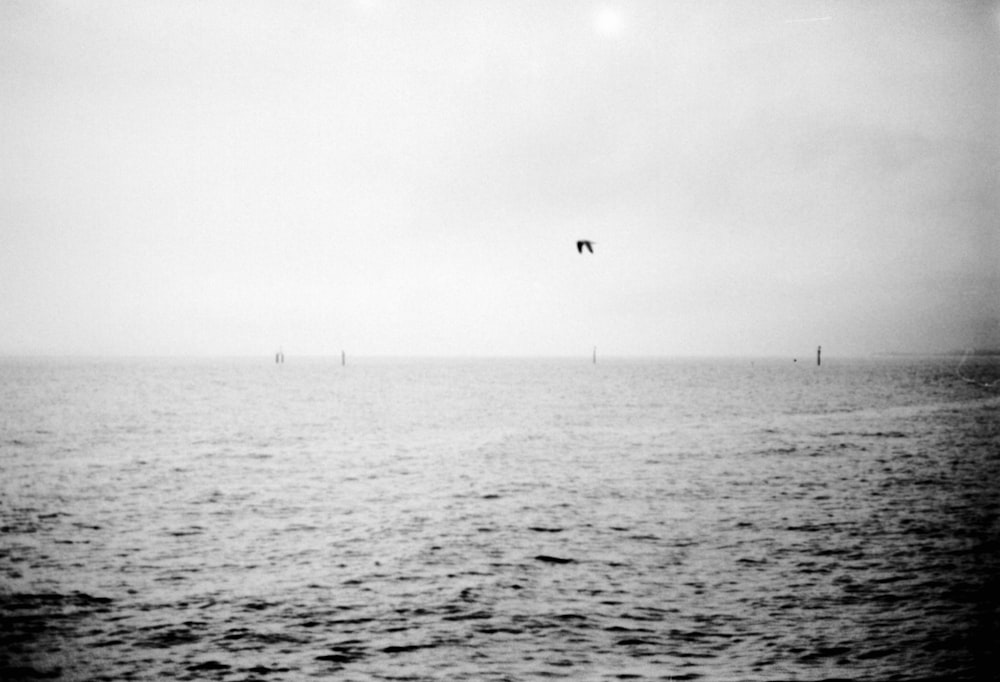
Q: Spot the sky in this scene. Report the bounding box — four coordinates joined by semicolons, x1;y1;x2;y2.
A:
2;0;998;358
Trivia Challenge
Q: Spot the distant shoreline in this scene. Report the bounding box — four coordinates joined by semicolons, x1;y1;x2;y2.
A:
873;349;1000;358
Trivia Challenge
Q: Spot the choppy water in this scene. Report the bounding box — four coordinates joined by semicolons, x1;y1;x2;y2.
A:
2;356;999;681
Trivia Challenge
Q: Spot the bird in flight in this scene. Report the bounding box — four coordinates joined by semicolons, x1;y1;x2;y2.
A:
576;240;594;254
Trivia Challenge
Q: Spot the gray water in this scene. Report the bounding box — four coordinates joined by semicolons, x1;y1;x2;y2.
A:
2;357;998;681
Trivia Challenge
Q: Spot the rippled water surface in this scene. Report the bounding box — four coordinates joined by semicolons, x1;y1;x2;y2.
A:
2;357;999;681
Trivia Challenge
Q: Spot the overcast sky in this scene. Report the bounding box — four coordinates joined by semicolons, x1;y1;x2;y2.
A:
2;0;997;357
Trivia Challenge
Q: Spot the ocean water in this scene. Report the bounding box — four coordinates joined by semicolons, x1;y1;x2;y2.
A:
1;356;998;681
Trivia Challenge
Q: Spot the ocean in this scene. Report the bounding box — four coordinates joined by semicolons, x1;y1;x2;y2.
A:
2;356;998;681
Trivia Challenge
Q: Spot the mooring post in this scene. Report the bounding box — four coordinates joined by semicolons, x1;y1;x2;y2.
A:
817;345;821;366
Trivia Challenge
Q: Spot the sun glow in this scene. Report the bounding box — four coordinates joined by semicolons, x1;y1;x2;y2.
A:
592;5;625;38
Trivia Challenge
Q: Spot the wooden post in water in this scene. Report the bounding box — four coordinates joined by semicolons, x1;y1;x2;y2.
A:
817;345;821;366
341;350;345;366
593;346;596;364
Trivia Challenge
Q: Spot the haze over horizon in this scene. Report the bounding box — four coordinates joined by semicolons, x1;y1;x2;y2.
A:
2;1;998;358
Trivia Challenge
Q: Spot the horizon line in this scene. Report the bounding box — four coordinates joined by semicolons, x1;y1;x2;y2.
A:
1;350;995;361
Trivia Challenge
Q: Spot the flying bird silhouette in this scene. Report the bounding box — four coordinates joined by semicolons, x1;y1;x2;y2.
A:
576;240;594;254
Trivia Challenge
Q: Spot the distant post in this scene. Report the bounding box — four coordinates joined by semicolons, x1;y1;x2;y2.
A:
342;350;345;366
817;345;821;366
593;346;597;364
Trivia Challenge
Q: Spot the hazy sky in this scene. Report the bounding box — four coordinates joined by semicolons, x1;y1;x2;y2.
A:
2;0;998;357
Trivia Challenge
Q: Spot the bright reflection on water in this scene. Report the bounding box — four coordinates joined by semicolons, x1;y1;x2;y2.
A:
2;357;999;681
